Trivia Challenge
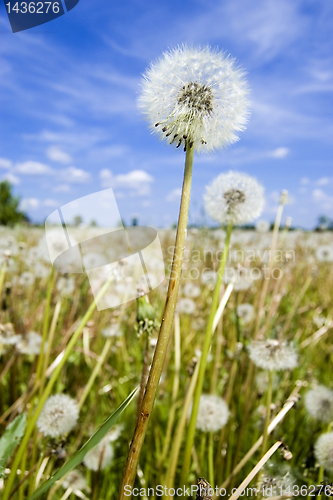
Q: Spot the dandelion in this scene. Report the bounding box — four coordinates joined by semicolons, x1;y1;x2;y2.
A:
37;394;79;438
102;323;122;338
204;171;265;225
248;339;298;371
62;470;86;492
314;432;333;472
316;245;333;263
183;282;201;298
0;323;22;346
18;271;35;287
56;277;75;297
139;45;249;153
305;385;333;423
256;219;270;233
16;331;47;355
189;394;229;432
177;297;196;314
236;303;254;325
201;270;217;286
83;436;114;471
224;266;254;291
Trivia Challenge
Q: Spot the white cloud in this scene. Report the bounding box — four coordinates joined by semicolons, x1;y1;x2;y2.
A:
316;177;331;186
44;199;59;207
269;147;290;159
300;177;310;185
47;146;72;164
20;198;40;210
53;184;71;192
100;169;154;196
0;157;12;169
15;161;54;175
60;166;91;184
2;173;20;185
166;188;182;202
312;188;333;210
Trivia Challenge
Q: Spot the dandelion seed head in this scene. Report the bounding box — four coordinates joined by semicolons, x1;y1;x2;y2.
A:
256;220;270;233
183;282;200;298
190;394;230;432
37;394;79;438
314;432;333;472
83;436;114;471
139;46;250;153
248;339;298;371
177;297;196;314
204;171;265;224
305;385;333;423
316;245;333;263
236;303;254;325
16;331;47;355
0;323;22;346
62;470;86;492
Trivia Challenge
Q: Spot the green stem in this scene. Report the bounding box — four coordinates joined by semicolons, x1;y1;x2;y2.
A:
0;259;7;302
260;370;273;458
180;222;233;484
2;279;111;500
208;432;214;489
118;144;194;500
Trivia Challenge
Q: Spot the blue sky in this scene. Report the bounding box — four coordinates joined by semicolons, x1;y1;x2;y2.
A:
0;0;332;228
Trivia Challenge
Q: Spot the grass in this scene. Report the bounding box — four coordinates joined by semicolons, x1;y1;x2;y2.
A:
0;224;333;499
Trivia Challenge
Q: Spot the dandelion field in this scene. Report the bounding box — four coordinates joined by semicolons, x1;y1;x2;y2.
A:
1;221;333;500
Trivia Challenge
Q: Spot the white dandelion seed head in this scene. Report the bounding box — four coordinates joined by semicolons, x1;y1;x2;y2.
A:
314;432;333;472
248;339;298;371
56;277;75;298
101;323;122;338
224;266;254;291
236;303;254;325
37;394;79;438
83;436;114;471
139;45;250;153
16;331;47;355
204;171;265;225
315;245;333;263
201;270;217;286
62;470;86;492
0;323;22;346
177;297;196;314
189;394;230;432
183;282;201;298
18;271;35;288
255;219;270;233
305;385;333;423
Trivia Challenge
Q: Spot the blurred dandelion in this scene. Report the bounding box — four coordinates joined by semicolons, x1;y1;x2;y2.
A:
248;339;298;371
305;385;333;423
315;432;333;472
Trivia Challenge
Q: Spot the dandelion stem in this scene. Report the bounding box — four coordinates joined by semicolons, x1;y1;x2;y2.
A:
260;370;273;458
118;144;194;499
181;222;233;484
208;432;215;488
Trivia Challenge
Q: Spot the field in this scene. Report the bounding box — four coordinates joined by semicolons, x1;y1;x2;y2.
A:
0;224;333;499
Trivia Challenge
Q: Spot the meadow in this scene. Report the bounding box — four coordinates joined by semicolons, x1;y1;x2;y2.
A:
1;221;333;499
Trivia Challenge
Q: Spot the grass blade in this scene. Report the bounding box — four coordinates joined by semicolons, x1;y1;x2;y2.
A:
27;385;139;500
0;414;27;478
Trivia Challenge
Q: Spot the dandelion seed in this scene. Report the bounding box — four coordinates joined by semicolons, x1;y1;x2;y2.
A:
62;470;86;492
83;436;114;471
102;323;122;338
18;271;35;287
314;432;333;472
248;339;298;371
37;394;79;438
305;385;333;423
56;277;75;297
224;266;253;291
204;171;265;225
139;46;250;153
189;394;230;432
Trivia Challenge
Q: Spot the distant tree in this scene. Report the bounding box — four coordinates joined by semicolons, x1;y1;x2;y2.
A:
315;215;333;231
73;215;83;227
0;180;28;226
